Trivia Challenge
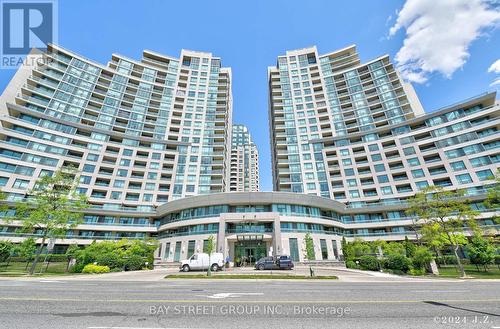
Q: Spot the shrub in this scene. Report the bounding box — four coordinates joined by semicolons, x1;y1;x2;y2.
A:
495;255;500;266
70;263;85;273
95;252;124;269
346;260;358;269
409;268;426;276
123;255;144;271
383;242;406;257
358;255;380;271
384;254;411;273
411;246;433;270
73;239;157;272
81;264;110;274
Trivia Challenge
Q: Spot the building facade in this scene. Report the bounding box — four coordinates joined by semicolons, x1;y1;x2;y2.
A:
0;44;498;262
230;124;260;191
268;45;425;196
0;44;234;249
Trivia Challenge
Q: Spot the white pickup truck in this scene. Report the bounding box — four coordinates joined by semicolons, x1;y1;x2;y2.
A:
179;252;224;272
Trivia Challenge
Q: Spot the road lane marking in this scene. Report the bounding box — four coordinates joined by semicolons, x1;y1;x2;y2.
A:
1;297;499;304
88;327;200;329
201;292;264;299
411;290;469;293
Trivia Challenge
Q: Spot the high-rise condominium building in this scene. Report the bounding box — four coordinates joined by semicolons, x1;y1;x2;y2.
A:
230;124;259;191
268;45;498;204
0;44;233;206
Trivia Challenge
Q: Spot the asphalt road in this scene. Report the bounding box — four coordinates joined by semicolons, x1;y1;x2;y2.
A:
0;277;499;329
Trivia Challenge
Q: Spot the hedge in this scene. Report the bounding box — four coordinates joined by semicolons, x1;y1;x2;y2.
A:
81;264;110;274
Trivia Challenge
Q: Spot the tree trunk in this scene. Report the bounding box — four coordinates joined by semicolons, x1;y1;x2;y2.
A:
441;223;466;278
451;244;465;278
29;235;46;275
207;254;212;277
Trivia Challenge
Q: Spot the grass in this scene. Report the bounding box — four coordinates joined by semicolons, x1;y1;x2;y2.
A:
165;273;338;280
437;264;500;279
0;261;70;277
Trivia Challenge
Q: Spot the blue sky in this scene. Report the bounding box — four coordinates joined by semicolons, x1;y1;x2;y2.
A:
0;0;499;191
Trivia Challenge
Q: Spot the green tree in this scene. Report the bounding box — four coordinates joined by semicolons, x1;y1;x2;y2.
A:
15;238;37;270
206;235;215;277
0;240;13;263
411;246;434;271
404;236;416;258
466;234;496;271
9;168;88;275
304;233;315;260
406;186;479;278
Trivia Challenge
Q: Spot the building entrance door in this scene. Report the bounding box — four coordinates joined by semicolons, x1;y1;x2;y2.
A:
234;240;266;266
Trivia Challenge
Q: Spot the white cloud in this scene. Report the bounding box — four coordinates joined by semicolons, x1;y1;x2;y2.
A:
489;59;500;87
488;59;500;73
389;0;500;83
491;78;500;86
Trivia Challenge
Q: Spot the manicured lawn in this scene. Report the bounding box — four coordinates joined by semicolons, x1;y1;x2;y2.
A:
0;261;69;276
166;274;338;279
437;265;500;279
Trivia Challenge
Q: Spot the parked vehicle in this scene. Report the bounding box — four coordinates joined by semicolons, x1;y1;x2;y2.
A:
180;253;224;272
255;255;294;270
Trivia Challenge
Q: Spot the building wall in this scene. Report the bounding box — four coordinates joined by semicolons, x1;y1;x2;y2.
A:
230;124;260;191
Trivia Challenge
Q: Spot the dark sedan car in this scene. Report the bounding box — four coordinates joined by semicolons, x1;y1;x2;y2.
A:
255;255;294;270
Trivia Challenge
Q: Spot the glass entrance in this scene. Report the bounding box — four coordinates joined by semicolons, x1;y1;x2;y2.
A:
234;241;267;266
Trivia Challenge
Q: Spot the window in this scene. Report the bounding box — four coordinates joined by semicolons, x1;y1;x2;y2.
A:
12;179;29;189
320;239;328;260
476;169;494;181
381;186;393;195
82;164;95;173
470;156;492;168
377;175;389;183
87;153;99;161
368;144;379;151
111;191;121;200
349;190;360;198
456;174;473;184
374;164;385;173
450;161;466;171
403;147;415;156
80;175;91;184
415;181;429;190
344;168;355;176
347;179;357;187
411;169;425;178
117;169;128;177
407;157;420;167
371;154;382;161
113;180;125;188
